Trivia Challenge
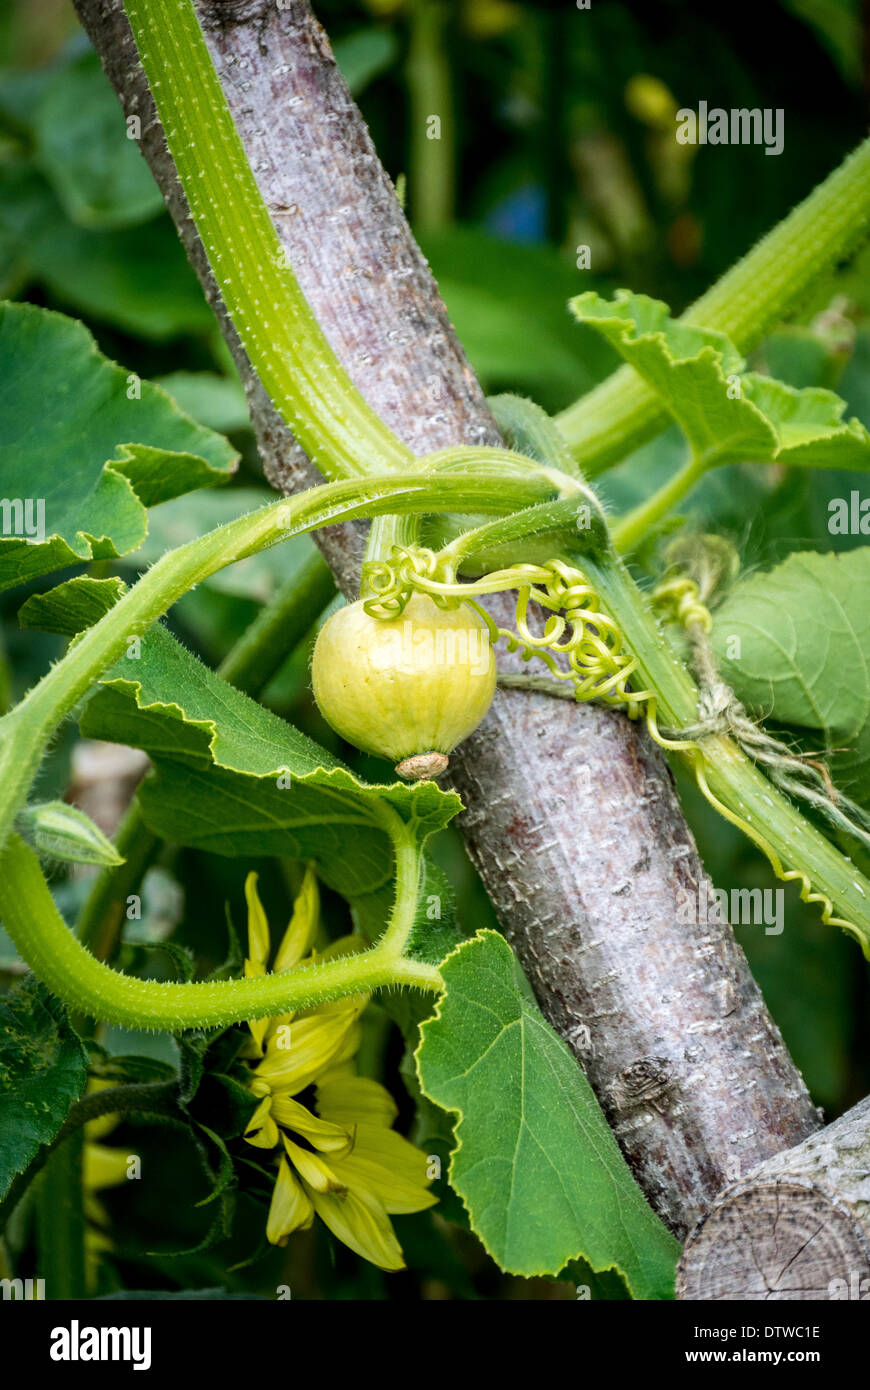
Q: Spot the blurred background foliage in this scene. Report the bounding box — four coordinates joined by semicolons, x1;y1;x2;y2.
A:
1;0;870;1299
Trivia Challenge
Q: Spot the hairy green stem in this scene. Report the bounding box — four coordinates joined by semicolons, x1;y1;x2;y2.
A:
363;514;423;597
0;472;551;1034
0;834;442;1033
557;138;870;473
428;443;583;486
369;811;422;958
123;0;411;480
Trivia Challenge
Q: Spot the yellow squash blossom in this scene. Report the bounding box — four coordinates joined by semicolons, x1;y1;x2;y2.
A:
241;869;436;1271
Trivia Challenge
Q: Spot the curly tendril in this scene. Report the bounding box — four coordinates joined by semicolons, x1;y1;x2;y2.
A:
364;549;692;745
650;576;713;633
364;545;865;949
362;547;449;616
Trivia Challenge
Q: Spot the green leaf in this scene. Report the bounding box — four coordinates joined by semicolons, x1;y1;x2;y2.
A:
80;625;461;898
0;978;89;1200
190;1072;259;1142
712;548;870;808
0;301;238;591
18;576;128;635
742;374;870;470
34;209;215;340
18;495;322;638
571;290;870;471
416;930;679;1298
33;51;165;230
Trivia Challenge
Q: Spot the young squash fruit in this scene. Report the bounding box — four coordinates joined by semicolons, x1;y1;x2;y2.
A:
312;593;496;780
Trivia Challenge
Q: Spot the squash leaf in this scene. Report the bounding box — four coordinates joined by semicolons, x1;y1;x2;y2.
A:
416;930;679;1298
0;301;238;592
712;548;870;809
571;290;870;471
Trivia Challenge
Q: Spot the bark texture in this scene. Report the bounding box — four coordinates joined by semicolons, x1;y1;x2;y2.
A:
74;0;820;1236
677;1097;870;1299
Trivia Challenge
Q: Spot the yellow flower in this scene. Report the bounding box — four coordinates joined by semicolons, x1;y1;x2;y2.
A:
241;870;436;1271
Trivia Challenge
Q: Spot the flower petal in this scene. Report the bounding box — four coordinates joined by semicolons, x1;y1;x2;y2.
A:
246;1008;269;1056
244;1096;280;1150
255;1011;361;1095
329;1125;437;1214
266;1157;314;1246
327;1020;363;1073
244;871;271;969
317;1074;398;1129
273;865;319;973
270;1094;353;1154
262;1010;295;1046
308;1184;405;1272
283;1135;343;1194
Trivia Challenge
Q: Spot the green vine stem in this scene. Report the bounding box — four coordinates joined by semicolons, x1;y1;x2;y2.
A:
557;137;870;475
0;831;441;1032
369;810;423;959
122;0;582;510
363;513;423;596
123;0;411;482
0;470;517;1028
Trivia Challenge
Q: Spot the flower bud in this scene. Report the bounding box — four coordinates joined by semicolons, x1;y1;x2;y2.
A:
17;801;125;867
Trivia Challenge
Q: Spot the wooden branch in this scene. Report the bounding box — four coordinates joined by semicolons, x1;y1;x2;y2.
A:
677;1097;870;1299
74;0;820;1236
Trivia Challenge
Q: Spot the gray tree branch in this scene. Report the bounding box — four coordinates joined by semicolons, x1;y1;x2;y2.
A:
73;0;820;1236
